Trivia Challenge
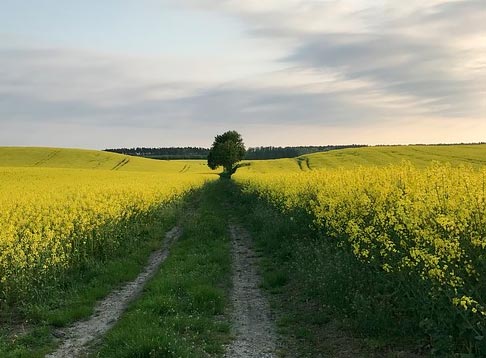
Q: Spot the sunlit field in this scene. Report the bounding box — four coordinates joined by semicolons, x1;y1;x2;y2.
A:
239;144;486;173
0;148;215;303
0;147;212;173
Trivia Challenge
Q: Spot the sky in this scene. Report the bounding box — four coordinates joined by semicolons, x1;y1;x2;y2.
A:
0;0;485;149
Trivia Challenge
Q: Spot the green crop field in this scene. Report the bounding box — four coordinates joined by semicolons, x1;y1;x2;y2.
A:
3;144;485;174
302;144;486;168
238;144;486;174
0;147;211;174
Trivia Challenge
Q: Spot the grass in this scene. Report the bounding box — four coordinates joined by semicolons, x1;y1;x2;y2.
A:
0;202;181;357
93;181;232;357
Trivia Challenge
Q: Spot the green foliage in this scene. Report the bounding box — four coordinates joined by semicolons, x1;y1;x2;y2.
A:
207;131;246;177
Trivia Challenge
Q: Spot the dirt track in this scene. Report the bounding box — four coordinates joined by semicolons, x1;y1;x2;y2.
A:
225;224;278;358
46;226;182;358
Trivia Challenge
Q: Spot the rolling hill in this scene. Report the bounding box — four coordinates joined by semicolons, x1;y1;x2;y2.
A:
1;144;485;175
0;147;212;174
238;144;486;173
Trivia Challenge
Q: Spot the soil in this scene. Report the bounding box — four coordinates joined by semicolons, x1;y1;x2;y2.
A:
45;226;182;358
224;224;278;358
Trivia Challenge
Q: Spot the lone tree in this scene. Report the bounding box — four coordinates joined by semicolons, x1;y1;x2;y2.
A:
207;130;246;178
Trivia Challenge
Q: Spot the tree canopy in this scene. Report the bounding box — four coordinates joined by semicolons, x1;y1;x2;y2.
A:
207;131;246;178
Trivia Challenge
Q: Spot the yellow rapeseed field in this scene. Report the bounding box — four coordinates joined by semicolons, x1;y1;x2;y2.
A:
235;163;486;325
0;165;213;301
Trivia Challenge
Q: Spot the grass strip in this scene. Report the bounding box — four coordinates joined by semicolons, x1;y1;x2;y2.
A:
94;181;232;357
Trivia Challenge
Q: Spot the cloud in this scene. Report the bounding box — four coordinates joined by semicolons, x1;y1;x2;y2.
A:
0;1;484;148
286;31;484;117
174;0;485;120
0;46;407;130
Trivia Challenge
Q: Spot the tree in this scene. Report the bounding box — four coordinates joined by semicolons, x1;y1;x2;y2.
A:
207;130;246;178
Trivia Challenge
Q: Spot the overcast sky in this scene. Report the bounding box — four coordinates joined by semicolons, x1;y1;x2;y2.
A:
0;0;484;148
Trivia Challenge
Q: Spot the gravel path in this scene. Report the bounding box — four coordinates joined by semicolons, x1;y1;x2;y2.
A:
46;226;182;358
225;224;278;358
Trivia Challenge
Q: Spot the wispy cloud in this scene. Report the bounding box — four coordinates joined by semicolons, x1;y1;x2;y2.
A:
0;1;484;147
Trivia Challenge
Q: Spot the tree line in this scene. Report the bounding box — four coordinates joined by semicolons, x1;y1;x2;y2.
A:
104;147;209;159
104;144;366;160
244;145;366;159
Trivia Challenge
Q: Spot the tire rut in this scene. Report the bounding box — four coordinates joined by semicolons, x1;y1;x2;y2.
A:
225;224;278;358
45;226;182;358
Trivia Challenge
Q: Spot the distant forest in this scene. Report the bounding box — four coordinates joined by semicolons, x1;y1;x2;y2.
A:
244;145;366;159
104;147;209;159
104;145;367;160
